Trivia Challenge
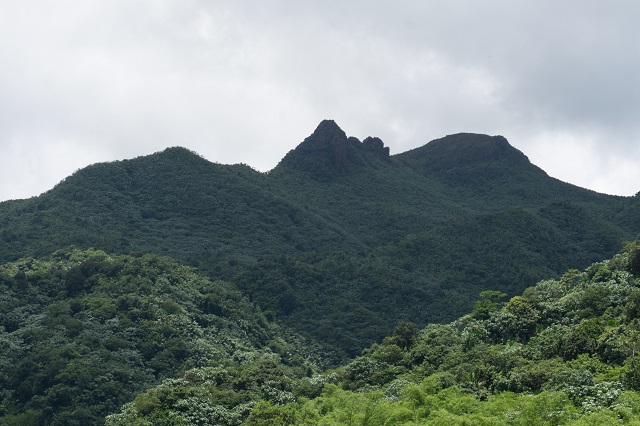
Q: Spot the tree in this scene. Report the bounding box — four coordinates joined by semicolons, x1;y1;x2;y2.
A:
471;290;506;320
389;321;419;350
244;401;299;426
626;239;640;275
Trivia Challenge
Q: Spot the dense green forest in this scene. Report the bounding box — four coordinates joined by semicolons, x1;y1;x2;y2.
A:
1;121;639;356
1;121;640;424
3;241;640;424
104;240;640;425
0;249;330;425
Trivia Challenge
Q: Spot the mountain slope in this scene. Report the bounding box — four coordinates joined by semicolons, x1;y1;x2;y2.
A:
233;204;634;356
106;240;640;425
1;121;639;356
0;248;329;425
271;124;637;246
0;146;362;268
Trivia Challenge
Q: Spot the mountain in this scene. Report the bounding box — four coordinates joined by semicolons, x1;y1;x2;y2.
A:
1;121;639;356
271;123;636;245
0;145;361;268
1;119;640;424
272;119;390;180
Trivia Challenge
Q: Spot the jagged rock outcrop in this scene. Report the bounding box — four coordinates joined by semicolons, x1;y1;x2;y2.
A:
273;120;391;180
363;136;390;161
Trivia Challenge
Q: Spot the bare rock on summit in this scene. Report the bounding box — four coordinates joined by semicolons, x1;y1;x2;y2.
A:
273;120;390;180
363;137;390;161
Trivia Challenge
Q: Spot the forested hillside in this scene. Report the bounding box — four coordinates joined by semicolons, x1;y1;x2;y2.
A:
1;121;639;356
105;240;640;425
1;121;640;424
0;249;329;425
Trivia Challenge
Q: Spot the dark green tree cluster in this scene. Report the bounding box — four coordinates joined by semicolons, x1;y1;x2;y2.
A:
232;205;629;356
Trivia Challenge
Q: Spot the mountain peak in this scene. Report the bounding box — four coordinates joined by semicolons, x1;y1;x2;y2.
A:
397;133;544;175
313;119;347;139
273;120;389;180
299;120;349;154
363;137;390;160
150;146;206;163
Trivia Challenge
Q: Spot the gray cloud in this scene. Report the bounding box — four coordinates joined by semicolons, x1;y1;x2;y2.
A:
1;0;639;201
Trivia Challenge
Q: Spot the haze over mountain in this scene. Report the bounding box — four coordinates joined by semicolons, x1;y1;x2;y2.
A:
1;121;639;356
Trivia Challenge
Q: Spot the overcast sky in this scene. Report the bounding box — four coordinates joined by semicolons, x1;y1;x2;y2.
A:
1;1;639;201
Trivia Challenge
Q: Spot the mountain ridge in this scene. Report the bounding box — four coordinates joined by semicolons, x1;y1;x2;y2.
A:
396;132;544;173
2;121;640;425
272;120;391;180
1;120;639;356
18;121;615;198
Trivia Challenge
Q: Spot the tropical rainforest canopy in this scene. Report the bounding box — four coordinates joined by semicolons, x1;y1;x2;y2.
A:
1;121;640;424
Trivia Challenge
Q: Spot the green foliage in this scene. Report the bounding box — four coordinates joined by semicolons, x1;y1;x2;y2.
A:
23;235;637;425
0;249;326;425
2;125;640;424
625;239;640;275
472;290;507;319
388;321;419;349
243;401;299;426
1;128;639;358
230;249;640;425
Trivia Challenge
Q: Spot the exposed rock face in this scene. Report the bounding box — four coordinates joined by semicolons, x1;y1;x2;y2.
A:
273;120;390;180
363;137;390;161
301;120;349;151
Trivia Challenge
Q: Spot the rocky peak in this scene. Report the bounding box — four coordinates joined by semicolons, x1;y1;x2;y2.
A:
308;120;348;146
273;121;390;180
363;137;390;161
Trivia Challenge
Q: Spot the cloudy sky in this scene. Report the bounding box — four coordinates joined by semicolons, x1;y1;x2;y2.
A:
1;1;639;201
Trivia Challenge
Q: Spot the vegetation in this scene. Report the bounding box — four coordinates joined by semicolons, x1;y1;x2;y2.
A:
234;205;631;356
0;249;328;425
1;121;640;423
106;242;640;425
1;122;639;356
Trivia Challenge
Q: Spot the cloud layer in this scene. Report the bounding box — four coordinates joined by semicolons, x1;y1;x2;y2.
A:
1;1;639;201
